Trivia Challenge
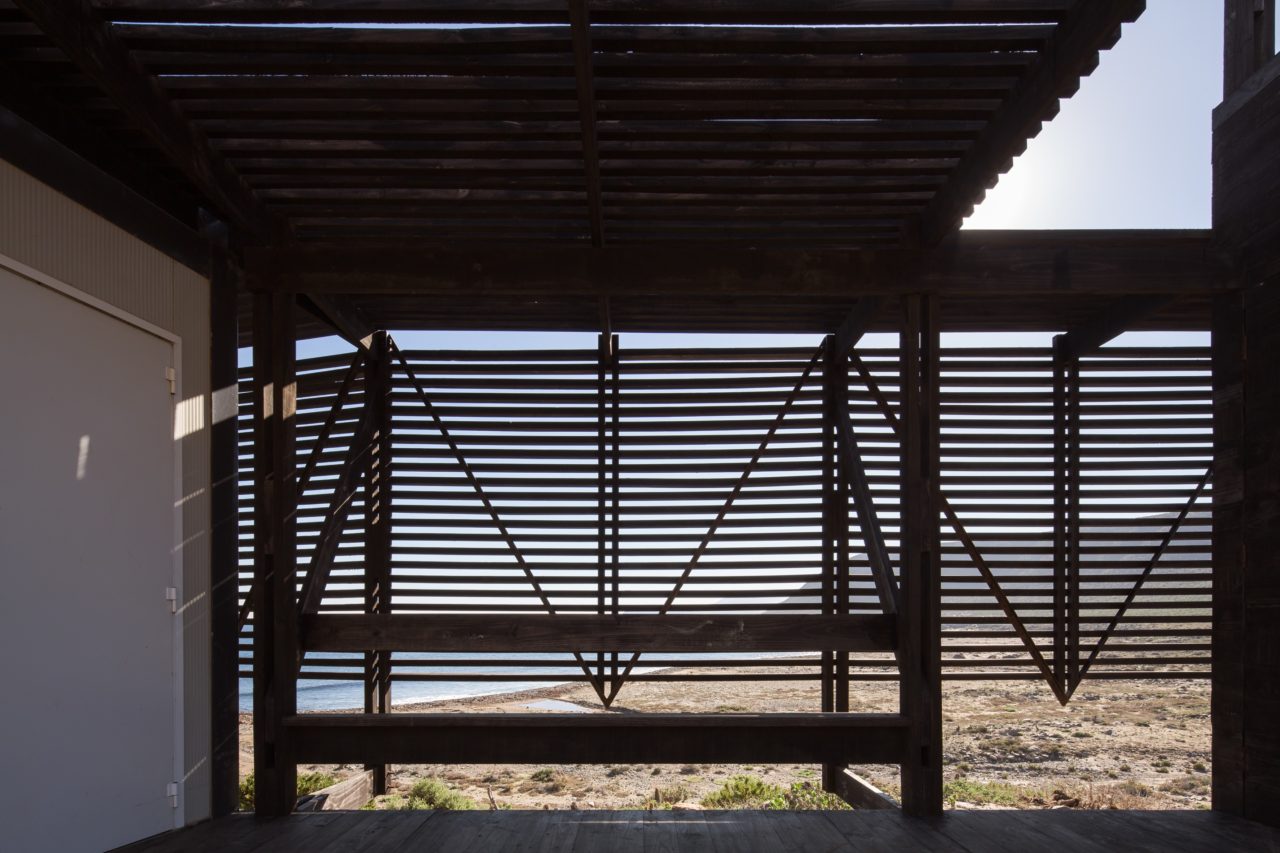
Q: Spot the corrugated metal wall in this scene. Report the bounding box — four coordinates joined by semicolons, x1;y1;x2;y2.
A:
0;159;214;823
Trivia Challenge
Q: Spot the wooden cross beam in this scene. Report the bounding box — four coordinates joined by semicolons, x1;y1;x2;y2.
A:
297;294;375;352
1053;294;1174;360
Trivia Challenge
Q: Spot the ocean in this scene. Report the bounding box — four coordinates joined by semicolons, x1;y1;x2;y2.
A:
238;651;772;712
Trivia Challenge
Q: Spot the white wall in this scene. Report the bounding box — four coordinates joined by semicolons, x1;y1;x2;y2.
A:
0;159;215;825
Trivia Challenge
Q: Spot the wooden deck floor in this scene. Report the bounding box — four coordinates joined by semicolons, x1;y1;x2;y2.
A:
113;809;1280;852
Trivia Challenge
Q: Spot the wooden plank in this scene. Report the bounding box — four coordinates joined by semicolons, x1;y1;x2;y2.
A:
294;770;376;813
13;0;274;237
910;1;1144;243
251;290;298;816
302;613;896;653
362;331;391;794
568;0;603;246
207;221;240;819
898;294;943;816
287;712;909;765
831;767;899;810
243;231;1229;297
94;2;1077;26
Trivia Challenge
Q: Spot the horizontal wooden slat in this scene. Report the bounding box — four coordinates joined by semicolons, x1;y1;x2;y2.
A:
287;712;910;764
302;613;895;653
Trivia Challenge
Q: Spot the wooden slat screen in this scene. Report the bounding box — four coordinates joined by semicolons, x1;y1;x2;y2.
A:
236;338;1211;701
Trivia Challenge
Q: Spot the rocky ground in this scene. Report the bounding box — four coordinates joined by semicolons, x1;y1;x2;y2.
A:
240;666;1210;811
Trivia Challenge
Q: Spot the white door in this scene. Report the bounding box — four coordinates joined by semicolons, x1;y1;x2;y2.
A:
0;267;179;852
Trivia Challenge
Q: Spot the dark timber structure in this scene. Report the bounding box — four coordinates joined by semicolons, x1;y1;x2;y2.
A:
3;0;1279;846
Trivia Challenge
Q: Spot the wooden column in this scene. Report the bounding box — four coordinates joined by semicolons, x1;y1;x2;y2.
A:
208;226;240;818
1214;282;1280;825
820;336;838;792
363;331;392;795
899;295;943;817
251;290;298;816
1051;338;1081;698
1224;0;1277;96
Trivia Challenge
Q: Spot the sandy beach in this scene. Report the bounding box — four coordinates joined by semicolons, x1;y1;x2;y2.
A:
240;664;1210;811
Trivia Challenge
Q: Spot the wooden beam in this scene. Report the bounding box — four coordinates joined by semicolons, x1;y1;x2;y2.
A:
302;614;896;654
1054;295;1174;359
288;713;910;766
568;0;604;246
836;401;899;616
13;0;275;237
832;296;883;358
297;294;374;351
243;231;1230;298
910;1;1145;243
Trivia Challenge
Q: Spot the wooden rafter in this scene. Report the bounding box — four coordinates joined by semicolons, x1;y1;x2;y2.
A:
1054;295;1174;360
568;0;604;246
14;0;275;238
297;294;374;352
909;0;1145;244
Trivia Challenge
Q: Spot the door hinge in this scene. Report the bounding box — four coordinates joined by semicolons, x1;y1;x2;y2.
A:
165;587;178;614
165;366;176;395
167;781;179;808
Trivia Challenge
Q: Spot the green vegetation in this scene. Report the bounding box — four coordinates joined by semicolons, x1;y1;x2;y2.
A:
238;771;337;811
774;782;851;811
702;775;784;808
942;778;1025;807
699;775;850;811
400;778;477;811
529;768;556;783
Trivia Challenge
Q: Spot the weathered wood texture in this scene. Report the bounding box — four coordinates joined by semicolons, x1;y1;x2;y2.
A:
11;1;1135;250
302;614;896;653
287;713;909;765
1215;282;1280;827
294;770;375;813
12;0;274;236
1212;291;1245;816
1214;52;1280;286
898;295;943;816
109;808;1280;853
207;224;240;819
250;290;298;817
832;767;900;810
1223;0;1277;96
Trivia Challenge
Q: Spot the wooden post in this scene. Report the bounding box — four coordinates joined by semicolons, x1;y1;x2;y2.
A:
208;225;240;818
1052;337;1082;698
821;336;838;792
363;330;392;795
1224;0;1277;97
252;290;298;816
1212;289;1247;816
899;295;943;817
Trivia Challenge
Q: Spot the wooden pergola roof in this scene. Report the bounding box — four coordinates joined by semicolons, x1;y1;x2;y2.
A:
4;1;1231;335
